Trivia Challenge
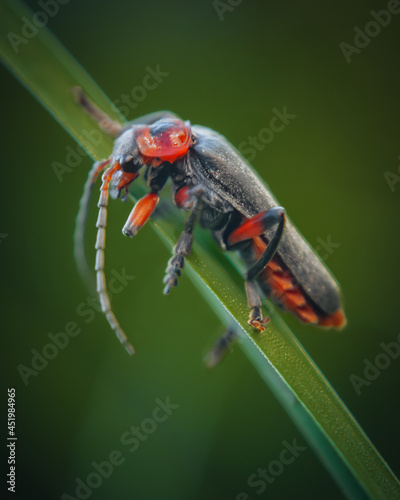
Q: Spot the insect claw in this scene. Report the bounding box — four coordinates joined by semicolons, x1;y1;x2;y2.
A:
169;276;178;288
248;316;270;333
163;253;185;295
165;255;184;275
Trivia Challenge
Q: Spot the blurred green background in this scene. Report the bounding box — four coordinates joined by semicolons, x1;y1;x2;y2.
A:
1;1;400;499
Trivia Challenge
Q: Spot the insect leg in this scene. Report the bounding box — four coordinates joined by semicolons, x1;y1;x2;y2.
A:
226;207;286;331
246;279;270;332
74;158;111;291
245;212;285;330
163;199;202;295
122;192;160;237
227;207;285;247
226;207;286;281
204;325;238;369
96;164;135;355
121;165;169;236
246;210;286;281
72;86;123;138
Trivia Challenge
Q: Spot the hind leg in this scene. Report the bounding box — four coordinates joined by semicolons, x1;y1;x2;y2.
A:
246;280;270;332
227;207;286;331
204;325;238;368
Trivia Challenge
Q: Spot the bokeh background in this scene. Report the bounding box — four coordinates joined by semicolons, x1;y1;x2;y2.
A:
1;1;400;499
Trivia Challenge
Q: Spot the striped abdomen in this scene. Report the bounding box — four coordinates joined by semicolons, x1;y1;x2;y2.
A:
251;236;346;328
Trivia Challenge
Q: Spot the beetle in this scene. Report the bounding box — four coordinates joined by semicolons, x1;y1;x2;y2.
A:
73;87;346;356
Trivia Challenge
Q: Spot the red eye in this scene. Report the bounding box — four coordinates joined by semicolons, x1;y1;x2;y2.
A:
135;119;192;163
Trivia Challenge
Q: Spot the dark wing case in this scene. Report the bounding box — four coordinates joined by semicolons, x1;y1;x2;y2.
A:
190;125;341;315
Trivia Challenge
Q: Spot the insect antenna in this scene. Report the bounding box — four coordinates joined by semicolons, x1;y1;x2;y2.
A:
74;158;111;292
96;164;135;355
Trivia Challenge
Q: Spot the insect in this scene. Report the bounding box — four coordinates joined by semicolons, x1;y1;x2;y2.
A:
73;87;346;357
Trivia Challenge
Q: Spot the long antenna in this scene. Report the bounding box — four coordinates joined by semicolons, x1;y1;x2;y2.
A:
74;158;111;292
95;164;135;355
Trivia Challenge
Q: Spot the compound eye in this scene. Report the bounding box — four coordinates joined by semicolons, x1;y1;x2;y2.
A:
120;156;141;173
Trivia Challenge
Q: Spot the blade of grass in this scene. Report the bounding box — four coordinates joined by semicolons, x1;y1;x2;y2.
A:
1;2;399;499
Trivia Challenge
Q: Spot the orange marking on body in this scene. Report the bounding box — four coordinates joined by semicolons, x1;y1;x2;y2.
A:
249;236;343;328
284;289;306;308
266;259;281;272
295;305;318;324
319;309;347;328
253;236;265;254
268;273;294;292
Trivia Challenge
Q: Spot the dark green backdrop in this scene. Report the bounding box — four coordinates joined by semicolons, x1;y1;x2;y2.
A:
1;1;400;499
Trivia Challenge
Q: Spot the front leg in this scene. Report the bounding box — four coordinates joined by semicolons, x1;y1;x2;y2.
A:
122;192;159;236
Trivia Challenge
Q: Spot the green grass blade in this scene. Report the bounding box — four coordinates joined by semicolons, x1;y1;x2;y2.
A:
1;1;399;499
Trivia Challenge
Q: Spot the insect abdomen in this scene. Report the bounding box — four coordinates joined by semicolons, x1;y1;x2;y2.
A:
252;237;346;328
